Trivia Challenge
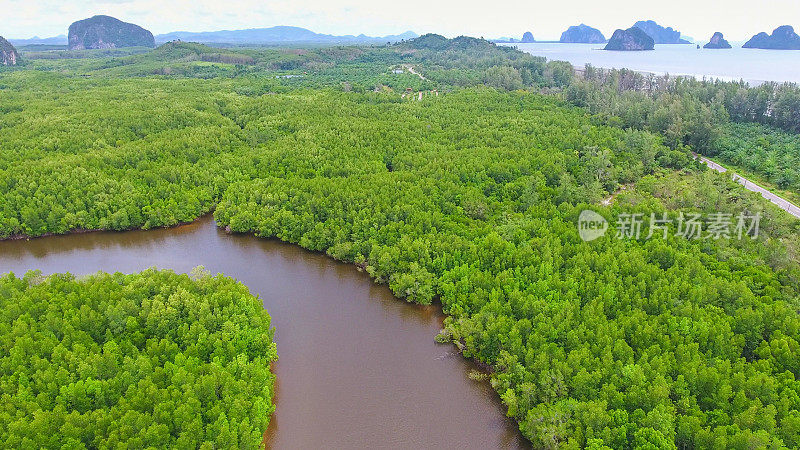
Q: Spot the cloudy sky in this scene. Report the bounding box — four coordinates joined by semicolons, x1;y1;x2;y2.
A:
7;0;800;42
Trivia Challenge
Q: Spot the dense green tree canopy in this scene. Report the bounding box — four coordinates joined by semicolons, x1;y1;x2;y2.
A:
212;92;800;447
710;122;800;197
2;35;800;448
0;269;276;449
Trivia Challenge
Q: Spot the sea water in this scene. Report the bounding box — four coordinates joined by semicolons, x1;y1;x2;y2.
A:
506;43;800;85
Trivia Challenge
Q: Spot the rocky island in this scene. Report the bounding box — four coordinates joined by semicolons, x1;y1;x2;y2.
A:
633;20;690;44
703;32;732;49
521;32;535;43
68;15;155;50
0;36;20;65
743;25;800;50
604;27;654;51
560;24;606;43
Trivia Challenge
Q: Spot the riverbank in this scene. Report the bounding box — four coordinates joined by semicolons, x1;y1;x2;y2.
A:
0;216;208;242
0;206;529;443
0;215;527;449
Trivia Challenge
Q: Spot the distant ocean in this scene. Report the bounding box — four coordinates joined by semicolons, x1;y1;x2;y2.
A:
504;43;800;85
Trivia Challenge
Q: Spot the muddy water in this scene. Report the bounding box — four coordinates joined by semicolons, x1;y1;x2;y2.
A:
0;216;526;449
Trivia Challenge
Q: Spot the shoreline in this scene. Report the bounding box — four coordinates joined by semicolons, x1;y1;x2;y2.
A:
569;62;773;87
501;42;788;86
0;216;207;242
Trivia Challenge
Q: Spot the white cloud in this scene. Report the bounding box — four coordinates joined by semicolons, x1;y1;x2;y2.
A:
5;0;800;42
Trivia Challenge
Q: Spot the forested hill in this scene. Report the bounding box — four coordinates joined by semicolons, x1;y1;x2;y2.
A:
2;35;800;448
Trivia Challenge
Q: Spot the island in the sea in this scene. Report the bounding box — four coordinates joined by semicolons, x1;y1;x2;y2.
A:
704;32;732;49
68;15;155;50
604;27;655;51
560;24;606;43
521;31;535;43
743;25;800;50
633;20;690;44
0;36;20;65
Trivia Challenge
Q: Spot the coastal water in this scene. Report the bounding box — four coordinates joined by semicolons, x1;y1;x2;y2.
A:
0;216;527;449
506;43;800;84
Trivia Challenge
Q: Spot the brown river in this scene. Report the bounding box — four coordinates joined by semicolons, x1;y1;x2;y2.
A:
0;215;527;449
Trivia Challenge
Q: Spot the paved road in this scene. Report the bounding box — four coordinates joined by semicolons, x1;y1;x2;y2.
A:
404;65;426;80
695;153;800;219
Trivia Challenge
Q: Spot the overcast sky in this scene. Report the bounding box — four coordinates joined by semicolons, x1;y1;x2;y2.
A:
7;0;800;42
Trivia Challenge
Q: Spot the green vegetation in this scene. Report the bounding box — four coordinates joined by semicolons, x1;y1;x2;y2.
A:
569;66;800;137
0;73;248;236
0;269;276;448
566;68;726;150
2;35;800;448
0;41;568;239
710;122;800;198
14;36;570;91
212;91;800;447
565;67;800;200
